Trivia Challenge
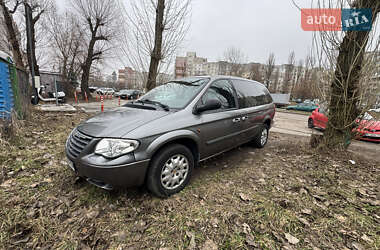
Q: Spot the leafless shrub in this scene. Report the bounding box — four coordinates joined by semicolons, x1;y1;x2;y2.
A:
264;53;276;89
223;46;247;77
119;0;191;90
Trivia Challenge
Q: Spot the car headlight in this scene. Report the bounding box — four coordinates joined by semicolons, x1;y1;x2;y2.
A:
95;139;139;158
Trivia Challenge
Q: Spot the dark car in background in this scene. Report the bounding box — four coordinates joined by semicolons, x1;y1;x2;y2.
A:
65;76;275;197
119;89;142;100
287;102;318;112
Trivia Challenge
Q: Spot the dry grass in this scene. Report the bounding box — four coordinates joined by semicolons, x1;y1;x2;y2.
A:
0;111;379;249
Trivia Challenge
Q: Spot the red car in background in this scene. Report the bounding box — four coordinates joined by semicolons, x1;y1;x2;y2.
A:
308;108;380;142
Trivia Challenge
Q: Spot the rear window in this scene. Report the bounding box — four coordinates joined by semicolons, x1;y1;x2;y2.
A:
232;80;272;108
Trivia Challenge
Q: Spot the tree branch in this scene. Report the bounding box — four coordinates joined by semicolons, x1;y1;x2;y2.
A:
9;0;20;14
94;35;108;41
33;9;45;24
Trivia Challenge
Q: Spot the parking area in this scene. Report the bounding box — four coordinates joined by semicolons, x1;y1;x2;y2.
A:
72;98;131;113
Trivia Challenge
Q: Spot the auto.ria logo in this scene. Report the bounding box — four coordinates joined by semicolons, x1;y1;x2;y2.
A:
301;8;372;31
341;9;372;31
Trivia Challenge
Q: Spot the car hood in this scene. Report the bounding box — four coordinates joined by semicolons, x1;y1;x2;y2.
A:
77;107;170;138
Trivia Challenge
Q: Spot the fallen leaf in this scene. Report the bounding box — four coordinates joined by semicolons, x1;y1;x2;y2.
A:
298;217;310;227
334;214;346;222
112;231;127;241
30;183;39;188
0;179;13;188
312;194;326;202
12;237;30;245
357;188;368;197
133;220;148;232
301;209;312;215
86;210;100;219
211;218;219;228
239;193;251;202
352;242;364;250
242;223;251;234
361;234;373;243
285;233;299;245
201;239;217;250
246;234;257;247
43;178;52;183
299;188;308;195
186;231;196;250
362;199;380;206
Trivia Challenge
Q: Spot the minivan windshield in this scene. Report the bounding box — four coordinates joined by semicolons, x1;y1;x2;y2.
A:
139;77;210;109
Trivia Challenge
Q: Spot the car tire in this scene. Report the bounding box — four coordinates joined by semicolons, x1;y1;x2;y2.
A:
146;144;194;198
252;124;269;148
308;118;314;128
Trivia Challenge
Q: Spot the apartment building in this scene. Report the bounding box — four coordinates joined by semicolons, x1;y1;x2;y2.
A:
174;52;233;78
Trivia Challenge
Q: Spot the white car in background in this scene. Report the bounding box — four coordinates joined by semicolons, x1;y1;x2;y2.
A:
96;88;115;95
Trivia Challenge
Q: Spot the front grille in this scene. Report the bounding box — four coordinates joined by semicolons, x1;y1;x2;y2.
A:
67;129;93;158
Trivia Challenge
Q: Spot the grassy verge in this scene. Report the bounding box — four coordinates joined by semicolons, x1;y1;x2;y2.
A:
0;112;379;249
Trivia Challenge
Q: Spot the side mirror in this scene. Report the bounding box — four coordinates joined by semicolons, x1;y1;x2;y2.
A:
194;99;222;114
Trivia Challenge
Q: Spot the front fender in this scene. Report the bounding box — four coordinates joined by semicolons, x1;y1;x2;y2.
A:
134;129;201;161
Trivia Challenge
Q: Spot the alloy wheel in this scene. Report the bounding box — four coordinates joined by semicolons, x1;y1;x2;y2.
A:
160;154;189;190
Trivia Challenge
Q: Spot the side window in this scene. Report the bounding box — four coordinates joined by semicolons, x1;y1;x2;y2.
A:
201;80;236;110
232;80;271;108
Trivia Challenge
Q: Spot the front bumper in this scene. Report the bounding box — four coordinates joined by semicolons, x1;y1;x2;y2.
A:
66;149;150;189
354;129;380;142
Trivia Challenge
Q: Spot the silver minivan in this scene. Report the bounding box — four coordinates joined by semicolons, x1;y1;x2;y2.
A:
65;76;275;197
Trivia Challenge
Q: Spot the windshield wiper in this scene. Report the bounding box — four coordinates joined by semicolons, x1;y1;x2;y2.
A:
171;79;204;86
136;99;170;111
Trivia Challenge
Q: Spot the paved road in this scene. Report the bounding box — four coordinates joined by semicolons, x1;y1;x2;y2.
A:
272;111;320;137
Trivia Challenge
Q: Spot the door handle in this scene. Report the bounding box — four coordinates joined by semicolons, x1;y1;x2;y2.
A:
241;116;248;121
232;118;241;123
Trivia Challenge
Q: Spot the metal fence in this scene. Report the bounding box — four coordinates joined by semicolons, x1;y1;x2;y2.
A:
0;57;30;121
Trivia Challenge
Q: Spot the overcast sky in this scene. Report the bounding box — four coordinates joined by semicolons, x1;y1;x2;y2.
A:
57;0;316;71
180;0;313;65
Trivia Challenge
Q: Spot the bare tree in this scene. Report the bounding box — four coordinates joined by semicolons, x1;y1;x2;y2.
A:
0;0;24;68
248;63;263;82
281;51;296;93
71;0;120;98
308;0;380;149
45;8;85;96
223;46;247;76
23;0;54;76
272;68;280;92
120;0;191;90
264;53;275;89
146;0;164;91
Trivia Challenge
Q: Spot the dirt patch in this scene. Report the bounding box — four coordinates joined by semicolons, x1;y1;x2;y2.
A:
0;112;379;249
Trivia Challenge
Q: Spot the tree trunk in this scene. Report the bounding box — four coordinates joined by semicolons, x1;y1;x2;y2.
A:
0;0;25;69
146;0;165;91
25;6;40;82
323;1;379;149
80;39;95;100
30;21;39;76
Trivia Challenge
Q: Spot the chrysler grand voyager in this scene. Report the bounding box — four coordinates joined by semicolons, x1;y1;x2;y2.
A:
65;76;275;197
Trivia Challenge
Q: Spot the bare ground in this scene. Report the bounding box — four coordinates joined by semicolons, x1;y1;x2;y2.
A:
0;112;379;249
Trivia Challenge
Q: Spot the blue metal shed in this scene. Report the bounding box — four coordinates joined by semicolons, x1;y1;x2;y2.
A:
0;59;14;119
